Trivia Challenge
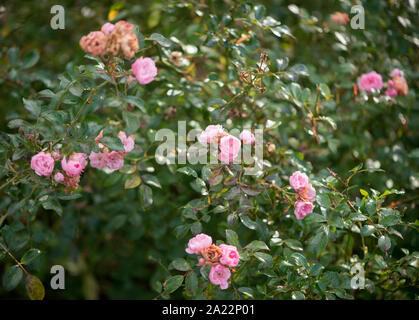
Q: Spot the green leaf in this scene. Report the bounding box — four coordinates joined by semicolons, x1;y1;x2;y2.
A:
25;275;45;300
361;225;375;237
122;95;145;112
317;193;331;208
378;235;391;252
185;271;198;296
318;116;337;130
177;167;197;178
41;199;63;216
142;174;162;189
170;258;191;271
21;249;42;265
289;252;308;268
147;33;172;47
98;136;125;151
125;175;142;189
139;184;153;208
23;98;41;117
226;229;239;247
292;291;305;300
58;193;82;200
122;111;140;135
164;275;183;293
240;215;258;230
380;215;400;227
104;215;127;234
408;149;419;158
2;265;23;291
360;189;369;197
284;239;303;251
309;263;324;276
174;224;189;239
21;50;40;69
208;170;223;187
309;227;328;254
319;83;331;98
241;186;261;196
245;240;269;251
276;57;289;71
190;221;202;234
8;119;25;129
7;47;19;66
238;287;254;299
253;252;273;267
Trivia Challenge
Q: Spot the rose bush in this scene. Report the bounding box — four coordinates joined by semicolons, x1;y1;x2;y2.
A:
0;0;417;300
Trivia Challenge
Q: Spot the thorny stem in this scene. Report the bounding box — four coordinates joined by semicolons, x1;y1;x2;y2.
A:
0;242;29;276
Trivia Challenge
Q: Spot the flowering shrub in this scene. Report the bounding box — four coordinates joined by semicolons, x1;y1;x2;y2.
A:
0;1;417;300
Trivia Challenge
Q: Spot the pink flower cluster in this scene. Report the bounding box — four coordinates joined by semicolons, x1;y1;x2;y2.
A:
357;69;408;99
385;69;408;98
30;150;87;190
79;20;139;59
330;12;350;25
89;131;135;171
357;71;383;93
60;153;88;189
131;57;158;85
198;125;255;163
80;22;158;86
30;152;55;177
289;171;316;220
30;131;134;191
185;233;240;290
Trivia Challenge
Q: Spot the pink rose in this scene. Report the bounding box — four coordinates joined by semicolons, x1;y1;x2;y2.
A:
300;183;316;203
219;244;240;267
390;68;401;78
289;171;309;192
30;152;55;176
185;233;212;255
357;71;383;93
101;22;115;35
70;153;87;168
132;57;158;85
219;135;241;157
218;151;236;163
114;20;135;32
209;264;231;290
392;76;408;96
105;151;125;170
89;152;107;169
54;172;64;183
385;88;398;98
198;125;226;144
240;130;255;144
61;153;87;177
295;200;314;220
330;12;350;25
79;31;107;56
117;131;135;153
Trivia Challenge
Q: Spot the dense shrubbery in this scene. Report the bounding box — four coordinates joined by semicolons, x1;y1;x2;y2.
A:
0;0;417;299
